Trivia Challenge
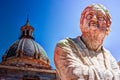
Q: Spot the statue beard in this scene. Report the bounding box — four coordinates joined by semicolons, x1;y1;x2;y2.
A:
82;28;106;51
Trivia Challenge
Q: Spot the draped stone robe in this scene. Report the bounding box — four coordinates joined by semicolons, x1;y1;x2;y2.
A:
54;36;120;80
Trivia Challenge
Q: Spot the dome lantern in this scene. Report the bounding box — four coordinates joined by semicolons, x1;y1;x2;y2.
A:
19;16;34;39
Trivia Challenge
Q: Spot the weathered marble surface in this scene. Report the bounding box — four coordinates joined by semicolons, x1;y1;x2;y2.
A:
54;37;120;80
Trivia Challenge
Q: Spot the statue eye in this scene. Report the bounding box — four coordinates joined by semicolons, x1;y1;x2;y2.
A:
86;14;93;20
98;17;105;21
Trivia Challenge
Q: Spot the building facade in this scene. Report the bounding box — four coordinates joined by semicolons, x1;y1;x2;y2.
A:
0;18;59;80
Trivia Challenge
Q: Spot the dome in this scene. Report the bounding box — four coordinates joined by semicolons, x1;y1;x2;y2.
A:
2;18;51;69
5;38;49;61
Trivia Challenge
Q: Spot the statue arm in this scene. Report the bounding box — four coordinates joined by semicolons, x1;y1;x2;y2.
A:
109;52;120;79
104;49;120;79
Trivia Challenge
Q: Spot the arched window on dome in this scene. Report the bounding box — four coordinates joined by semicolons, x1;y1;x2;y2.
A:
26;29;29;36
22;31;25;36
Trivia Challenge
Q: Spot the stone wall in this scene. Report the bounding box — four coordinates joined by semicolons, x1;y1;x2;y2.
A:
0;65;59;80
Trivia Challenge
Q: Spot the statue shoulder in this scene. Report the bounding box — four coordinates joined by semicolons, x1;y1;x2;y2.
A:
56;38;72;48
102;47;113;58
103;47;111;54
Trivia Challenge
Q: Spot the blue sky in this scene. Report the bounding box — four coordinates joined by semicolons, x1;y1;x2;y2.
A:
0;0;120;69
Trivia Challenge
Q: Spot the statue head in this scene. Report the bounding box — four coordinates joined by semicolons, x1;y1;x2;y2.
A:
80;4;112;50
80;4;111;35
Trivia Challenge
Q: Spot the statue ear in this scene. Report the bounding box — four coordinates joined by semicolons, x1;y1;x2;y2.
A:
107;19;111;27
80;15;84;25
106;14;112;27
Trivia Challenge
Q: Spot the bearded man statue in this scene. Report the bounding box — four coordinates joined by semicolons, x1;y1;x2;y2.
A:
54;4;120;80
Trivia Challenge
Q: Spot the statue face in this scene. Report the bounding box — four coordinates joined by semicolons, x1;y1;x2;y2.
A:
80;7;111;49
81;8;110;35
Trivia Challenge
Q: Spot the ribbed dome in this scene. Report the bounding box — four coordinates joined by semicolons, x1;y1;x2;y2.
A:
2;18;51;69
4;38;49;61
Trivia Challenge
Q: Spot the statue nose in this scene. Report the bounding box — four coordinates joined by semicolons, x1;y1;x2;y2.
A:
91;15;97;22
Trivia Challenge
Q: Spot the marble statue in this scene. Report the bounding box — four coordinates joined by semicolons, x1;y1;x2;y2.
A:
54;4;120;80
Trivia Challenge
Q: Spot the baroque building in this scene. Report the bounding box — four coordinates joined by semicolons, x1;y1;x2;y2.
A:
0;18;59;80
